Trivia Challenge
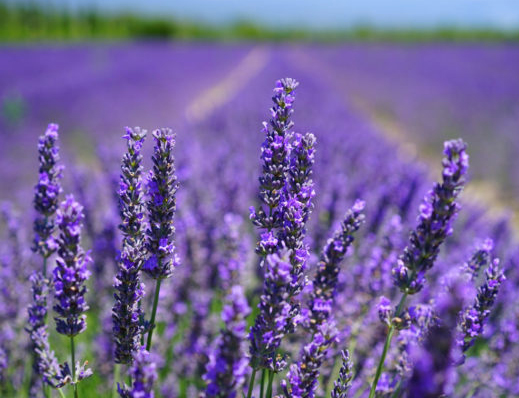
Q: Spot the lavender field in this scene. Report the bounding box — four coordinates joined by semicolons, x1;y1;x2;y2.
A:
1;43;519;398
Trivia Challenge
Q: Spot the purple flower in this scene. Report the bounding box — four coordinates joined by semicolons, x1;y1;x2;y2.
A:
331;350;354;398
113;127;147;365
378;296;392;327
393;139;469;294
308;200;365;328
144;128;179;280
53;195;91;338
118;348;157;398
33;123;63;262
203;286;251;398
456;258;505;361
250;78;298;244
249;251;293;371
26;272;61;388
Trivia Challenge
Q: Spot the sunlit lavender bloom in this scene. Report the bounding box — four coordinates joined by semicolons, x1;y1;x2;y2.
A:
393;139;469;294
113;127;147;365
282;322;338;398
457;258;505;359
26;272;61;387
118;348;157;398
250;78;298;255
331;350;354;398
203;285;251;398
462;238;494;280
249;250;293;371
378;296;392;327
33;123;63;263
144;128;179;280
53;195;91;337
309;200;365;328
279;132;316;297
217;213;248;292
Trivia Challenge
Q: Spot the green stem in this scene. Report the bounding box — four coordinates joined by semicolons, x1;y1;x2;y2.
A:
146;278;163;351
246;369;257;398
70;336;78;398
260;369;266;398
265;370;274;398
368;293;408;398
57;388;66;398
112;364;121;398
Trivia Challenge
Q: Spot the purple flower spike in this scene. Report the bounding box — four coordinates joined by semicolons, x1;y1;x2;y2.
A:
53;195;91;337
331;350;354;398
309;200;365;328
26;272;61;387
393;139;469;294
144;128;179;280
456;258;505;361
113;127;147;365
118;348;157;398
250;78;298;251
203;286;251;398
249;250;293;371
33;123;63;261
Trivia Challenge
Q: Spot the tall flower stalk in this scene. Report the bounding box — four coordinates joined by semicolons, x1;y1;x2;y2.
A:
113;128;147;366
53;195;92;398
29;123;63;397
282;201;365;397
368;139;469;398
143;128;179;351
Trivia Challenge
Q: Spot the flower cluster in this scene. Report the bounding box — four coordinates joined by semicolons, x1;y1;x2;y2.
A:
118;349;157;398
393;139;469;294
331;350;354;398
250;78;298;252
457;258;506;358
26;272;61;387
144;128;179;280
53;195;91;337
462;238;494;280
113;127;147;365
33;123;63;262
249;250;293;371
308;200;365;328
203;286;251;398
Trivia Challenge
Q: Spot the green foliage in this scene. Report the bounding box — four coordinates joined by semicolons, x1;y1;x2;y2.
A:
1;1;519;42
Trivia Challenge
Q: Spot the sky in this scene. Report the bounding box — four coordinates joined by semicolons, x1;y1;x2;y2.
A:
42;0;519;30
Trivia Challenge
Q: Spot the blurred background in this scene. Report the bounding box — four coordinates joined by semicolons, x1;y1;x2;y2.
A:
1;0;519;222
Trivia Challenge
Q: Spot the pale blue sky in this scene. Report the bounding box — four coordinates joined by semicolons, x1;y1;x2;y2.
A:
39;0;519;30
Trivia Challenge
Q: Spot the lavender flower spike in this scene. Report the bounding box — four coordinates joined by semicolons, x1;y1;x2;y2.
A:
457;258;505;359
462;238;494;280
113;127;147;365
331;350;354;398
53;195;91;337
203;285;251;398
393;139;469;294
26;272;61;387
118;349;157;398
309;200;365;329
250;78;298;256
144;128;179;280
33;123;63;265
249;250;293;371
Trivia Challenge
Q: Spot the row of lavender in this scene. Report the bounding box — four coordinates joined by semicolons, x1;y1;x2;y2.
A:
1;73;518;398
306;44;519;199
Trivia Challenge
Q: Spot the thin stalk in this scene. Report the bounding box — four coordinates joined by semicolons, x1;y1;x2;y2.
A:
265;370;274;398
260;369;266;398
57;388;66;398
146;278;163;351
70;336;78;398
368;293;408;398
112;364;121;398
246;369;257;398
